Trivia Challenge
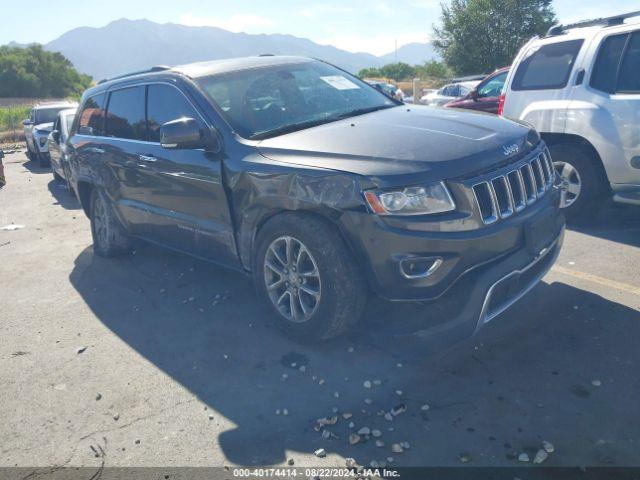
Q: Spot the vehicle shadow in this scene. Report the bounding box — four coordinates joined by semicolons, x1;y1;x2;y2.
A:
567;201;640;248
47;179;81;210
22;157;51;174
69;244;640;467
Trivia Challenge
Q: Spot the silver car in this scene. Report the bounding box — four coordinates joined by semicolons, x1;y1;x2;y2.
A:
48;108;77;188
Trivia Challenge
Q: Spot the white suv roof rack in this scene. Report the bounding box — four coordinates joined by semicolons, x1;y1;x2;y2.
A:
547;10;640;36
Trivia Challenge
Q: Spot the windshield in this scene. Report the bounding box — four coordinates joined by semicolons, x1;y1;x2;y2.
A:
34;108;66;125
196;61;396;139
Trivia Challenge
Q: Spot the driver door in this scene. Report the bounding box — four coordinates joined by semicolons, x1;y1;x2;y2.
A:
137;83;239;268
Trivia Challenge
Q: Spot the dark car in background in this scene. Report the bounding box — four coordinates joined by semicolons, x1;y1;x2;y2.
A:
445;67;510;114
48;108;78;188
68;56;564;343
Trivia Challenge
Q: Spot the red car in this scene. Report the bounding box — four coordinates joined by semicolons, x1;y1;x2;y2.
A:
445;67;509;114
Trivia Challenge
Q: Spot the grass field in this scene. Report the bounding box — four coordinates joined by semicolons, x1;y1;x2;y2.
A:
0;106;29;143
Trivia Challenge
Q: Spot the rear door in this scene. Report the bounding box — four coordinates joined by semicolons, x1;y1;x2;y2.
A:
138;83;238;267
101;86;150;234
573;28;640;186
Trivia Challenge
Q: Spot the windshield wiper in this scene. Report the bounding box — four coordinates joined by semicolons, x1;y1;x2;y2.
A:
250;117;336;140
333;104;395;120
250;105;396;140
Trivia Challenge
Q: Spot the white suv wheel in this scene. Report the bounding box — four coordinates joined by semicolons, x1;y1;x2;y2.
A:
554;161;582;209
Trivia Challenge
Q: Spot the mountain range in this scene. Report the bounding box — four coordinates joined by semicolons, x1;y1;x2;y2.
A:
34;18;437;80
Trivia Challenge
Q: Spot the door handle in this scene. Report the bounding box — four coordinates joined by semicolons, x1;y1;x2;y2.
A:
88;147;105;154
138;154;157;163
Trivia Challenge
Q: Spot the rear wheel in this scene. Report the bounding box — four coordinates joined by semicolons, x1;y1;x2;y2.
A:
548;143;604;221
90;188;131;257
254;213;367;341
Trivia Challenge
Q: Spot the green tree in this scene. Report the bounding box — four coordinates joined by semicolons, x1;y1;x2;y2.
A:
433;0;556;75
379;63;416;81
0;45;92;98
415;60;452;79
358;67;382;78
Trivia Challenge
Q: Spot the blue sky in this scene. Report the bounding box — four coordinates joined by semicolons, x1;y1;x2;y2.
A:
2;0;639;55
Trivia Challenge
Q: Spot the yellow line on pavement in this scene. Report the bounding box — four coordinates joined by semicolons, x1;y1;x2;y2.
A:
551;265;640;296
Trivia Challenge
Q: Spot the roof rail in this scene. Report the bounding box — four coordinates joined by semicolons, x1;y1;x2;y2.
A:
547;10;640;36
98;65;172;85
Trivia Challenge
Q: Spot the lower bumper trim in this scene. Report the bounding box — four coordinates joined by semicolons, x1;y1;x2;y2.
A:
477;234;562;330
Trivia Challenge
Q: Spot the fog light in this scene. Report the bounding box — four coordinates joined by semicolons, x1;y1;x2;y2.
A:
400;257;443;279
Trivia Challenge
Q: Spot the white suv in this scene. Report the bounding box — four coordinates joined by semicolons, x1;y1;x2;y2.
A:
501;11;640;218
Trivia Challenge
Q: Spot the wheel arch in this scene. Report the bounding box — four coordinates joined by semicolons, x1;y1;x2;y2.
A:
76;180;94;218
245;208;370;289
541;133;611;194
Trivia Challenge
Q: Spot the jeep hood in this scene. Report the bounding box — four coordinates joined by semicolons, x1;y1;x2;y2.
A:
257;105;536;182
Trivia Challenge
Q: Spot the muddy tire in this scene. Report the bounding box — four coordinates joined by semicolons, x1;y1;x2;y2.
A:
90;188;131;258
254;213;367;341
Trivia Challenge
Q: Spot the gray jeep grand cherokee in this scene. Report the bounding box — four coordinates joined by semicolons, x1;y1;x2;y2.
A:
68;56;565;342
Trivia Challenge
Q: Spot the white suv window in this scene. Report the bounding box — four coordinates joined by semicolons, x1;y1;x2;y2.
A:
591;31;640;94
591;33;628;93
512;39;584;91
618;32;640;93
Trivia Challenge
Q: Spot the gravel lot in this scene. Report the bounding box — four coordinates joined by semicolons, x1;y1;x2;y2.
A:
1;151;639;469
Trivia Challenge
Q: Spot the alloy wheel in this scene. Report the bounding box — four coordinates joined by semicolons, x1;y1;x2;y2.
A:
263;236;322;323
554;161;582;208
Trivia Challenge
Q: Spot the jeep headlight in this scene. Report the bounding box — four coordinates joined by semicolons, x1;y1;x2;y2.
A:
364;182;456;216
39;136;48;147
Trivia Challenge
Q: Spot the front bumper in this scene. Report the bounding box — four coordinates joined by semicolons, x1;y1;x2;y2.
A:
341;185;562;301
339;180;564;344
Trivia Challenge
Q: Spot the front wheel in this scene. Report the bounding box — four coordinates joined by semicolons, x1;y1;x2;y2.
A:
254;213;367;341
90;188;131;257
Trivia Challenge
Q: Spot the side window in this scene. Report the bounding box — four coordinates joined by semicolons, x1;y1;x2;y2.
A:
478;72;508;97
512;40;584;91
618;32;640;93
591;33;628;93
146;84;200;143
105;86;146;141
78;93;106;136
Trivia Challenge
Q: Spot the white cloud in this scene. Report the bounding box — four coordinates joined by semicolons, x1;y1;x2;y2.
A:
179;12;275;33
317;32;429;56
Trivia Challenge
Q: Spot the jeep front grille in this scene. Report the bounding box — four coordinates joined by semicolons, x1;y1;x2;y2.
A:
472;149;555;225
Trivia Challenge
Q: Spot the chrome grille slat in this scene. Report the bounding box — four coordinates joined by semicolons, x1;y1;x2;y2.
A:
472;149;554;225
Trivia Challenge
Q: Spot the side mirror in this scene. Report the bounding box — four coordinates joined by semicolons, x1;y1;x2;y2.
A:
469;90;479;101
23;119;34;126
160;117;220;152
51;130;61;143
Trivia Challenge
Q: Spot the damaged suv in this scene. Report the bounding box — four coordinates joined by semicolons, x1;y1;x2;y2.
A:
68;56;565;342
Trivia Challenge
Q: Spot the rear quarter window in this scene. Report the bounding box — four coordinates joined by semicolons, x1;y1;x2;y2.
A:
78;93;106;136
512;39;584;91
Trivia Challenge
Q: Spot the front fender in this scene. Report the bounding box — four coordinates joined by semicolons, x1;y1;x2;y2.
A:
226;161;365;271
